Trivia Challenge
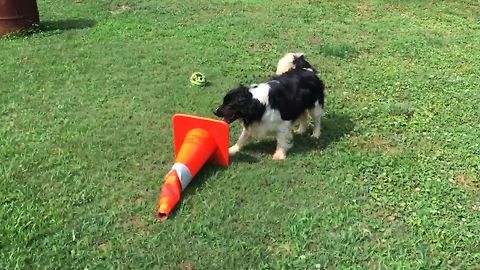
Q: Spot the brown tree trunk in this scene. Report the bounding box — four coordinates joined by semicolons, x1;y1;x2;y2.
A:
0;0;40;36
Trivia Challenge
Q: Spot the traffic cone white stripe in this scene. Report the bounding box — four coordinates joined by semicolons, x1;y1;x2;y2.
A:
170;163;192;190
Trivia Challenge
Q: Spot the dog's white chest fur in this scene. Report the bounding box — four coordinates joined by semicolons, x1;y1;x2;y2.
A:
248;109;285;137
247;83;287;137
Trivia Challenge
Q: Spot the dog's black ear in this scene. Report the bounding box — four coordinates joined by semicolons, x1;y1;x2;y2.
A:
234;84;251;97
248;99;265;115
240;98;265;122
238;84;250;92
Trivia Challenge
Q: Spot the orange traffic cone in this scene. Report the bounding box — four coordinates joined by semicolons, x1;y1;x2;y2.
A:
156;114;229;221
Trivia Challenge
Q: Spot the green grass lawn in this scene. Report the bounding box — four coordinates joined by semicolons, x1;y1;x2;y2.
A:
1;0;480;269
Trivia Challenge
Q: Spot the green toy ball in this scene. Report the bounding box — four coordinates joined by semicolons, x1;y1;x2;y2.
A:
190;72;207;86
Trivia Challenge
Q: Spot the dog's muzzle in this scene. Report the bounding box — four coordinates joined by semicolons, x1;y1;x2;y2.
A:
213;107;223;117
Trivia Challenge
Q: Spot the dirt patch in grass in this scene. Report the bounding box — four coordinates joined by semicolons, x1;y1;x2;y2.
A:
109;4;132;15
354;1;375;20
269;241;295;257
181;261;196;270
454;172;479;192
97;242;109;252
372;210;400;223
132;190;148;205
308;34;322;47
350;135;400;153
123;215;149;234
471;202;480;211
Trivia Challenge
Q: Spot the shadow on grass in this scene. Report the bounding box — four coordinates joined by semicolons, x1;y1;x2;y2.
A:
39;19;96;32
229;152;260;163
165;165;228;220
235;112;355;157
1;19;96;39
290;112;355;155
2;19;97;39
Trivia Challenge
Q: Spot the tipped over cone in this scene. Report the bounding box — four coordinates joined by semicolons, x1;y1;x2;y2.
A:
156;170;182;221
156;114;229;221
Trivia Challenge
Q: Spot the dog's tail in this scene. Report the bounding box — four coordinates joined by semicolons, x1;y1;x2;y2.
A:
275;52;316;75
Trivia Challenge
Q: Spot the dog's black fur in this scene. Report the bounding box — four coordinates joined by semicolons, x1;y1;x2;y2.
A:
214;65;325;127
293;54;317;73
269;68;324;120
214;85;265;126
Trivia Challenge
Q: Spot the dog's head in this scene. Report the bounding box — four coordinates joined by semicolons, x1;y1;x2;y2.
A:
213;85;251;124
214;85;265;124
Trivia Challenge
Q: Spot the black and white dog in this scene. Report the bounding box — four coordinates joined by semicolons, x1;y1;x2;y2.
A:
214;53;325;160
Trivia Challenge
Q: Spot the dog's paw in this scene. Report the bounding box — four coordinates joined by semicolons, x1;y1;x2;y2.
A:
229;145;240;155
272;150;286;160
295;127;307;135
311;131;321;139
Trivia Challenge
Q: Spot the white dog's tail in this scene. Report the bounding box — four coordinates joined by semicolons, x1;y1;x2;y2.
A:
275;52;316;75
275;52;304;75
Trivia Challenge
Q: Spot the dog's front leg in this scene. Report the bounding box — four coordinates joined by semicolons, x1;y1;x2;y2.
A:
229;126;250;155
272;122;293;160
